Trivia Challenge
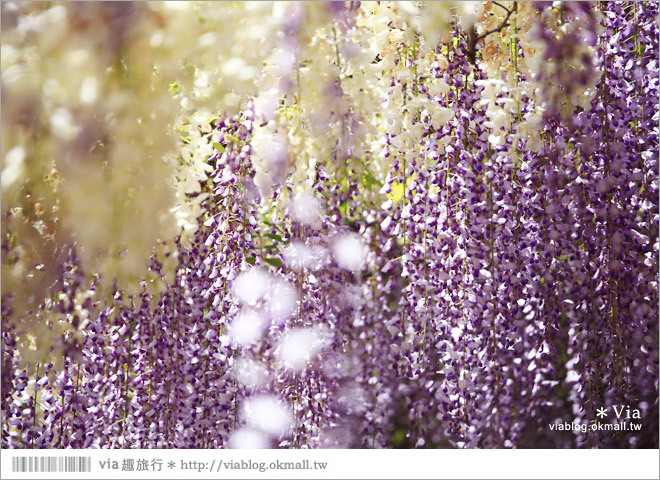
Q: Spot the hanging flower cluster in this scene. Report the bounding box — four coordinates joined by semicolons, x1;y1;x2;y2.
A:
2;1;658;449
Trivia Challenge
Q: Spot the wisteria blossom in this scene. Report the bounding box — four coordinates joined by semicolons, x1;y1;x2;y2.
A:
1;1;658;450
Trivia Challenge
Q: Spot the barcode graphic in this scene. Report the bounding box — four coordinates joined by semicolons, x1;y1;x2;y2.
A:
11;456;92;473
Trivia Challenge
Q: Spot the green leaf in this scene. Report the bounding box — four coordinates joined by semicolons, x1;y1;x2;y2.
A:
355;157;383;192
225;134;244;146
277;106;298;119
263;233;284;243
264;258;282;268
168;81;182;96
212;142;225;153
261;219;285;233
260;244;279;250
245;256;256;265
340;200;351;218
361;168;383;191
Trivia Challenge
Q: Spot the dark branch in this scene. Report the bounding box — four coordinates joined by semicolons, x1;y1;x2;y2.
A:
492;1;512;16
465;1;516;64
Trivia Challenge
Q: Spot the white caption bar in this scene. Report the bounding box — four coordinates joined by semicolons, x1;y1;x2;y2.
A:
1;449;658;479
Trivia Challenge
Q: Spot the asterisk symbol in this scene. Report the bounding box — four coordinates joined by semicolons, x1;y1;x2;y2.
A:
596;407;608;418
167;461;176;469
